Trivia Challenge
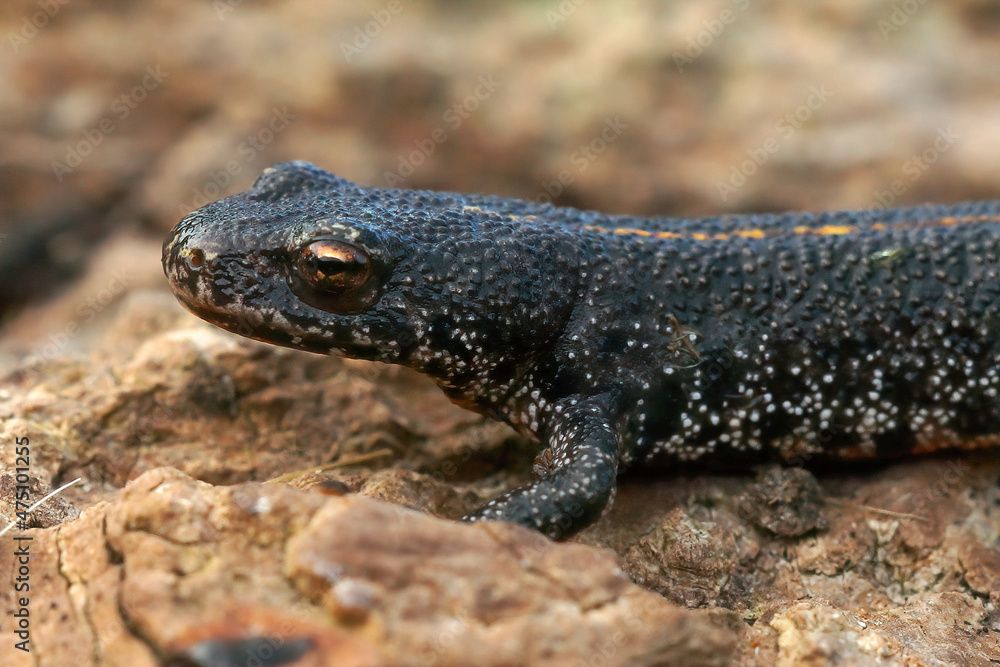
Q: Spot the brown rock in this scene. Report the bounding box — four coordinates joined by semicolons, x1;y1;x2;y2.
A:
2;468;736;666
959;539;1000;597
738;593;998;666
286;490;736;666
737;465;829;537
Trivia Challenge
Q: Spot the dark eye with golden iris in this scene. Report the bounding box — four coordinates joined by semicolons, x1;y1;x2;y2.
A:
295;240;372;294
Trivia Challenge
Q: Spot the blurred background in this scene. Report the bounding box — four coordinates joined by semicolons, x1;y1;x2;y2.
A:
1;0;999;361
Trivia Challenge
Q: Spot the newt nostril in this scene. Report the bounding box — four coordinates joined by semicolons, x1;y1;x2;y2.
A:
186;248;206;271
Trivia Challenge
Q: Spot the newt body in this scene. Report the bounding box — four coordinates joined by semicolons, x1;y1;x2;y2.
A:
163;162;1000;538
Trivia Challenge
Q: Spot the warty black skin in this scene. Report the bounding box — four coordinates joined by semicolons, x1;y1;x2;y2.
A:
163;161;1000;539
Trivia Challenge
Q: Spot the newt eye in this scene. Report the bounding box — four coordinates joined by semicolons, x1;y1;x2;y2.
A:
296;240;372;294
290;239;383;314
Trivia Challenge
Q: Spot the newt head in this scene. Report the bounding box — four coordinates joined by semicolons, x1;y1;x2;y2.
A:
162;161;403;362
162;161;580;389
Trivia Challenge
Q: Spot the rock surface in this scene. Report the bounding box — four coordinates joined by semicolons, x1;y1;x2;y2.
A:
1;467;736;667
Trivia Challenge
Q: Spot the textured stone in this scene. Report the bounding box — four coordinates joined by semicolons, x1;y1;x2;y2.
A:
1;468;735;666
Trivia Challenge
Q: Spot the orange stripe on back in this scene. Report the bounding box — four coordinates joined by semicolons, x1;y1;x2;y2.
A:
583;214;1000;243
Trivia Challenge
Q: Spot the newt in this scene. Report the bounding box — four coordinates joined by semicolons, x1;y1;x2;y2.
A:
162;161;1000;539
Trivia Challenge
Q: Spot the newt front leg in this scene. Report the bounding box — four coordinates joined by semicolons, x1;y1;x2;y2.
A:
464;394;621;539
